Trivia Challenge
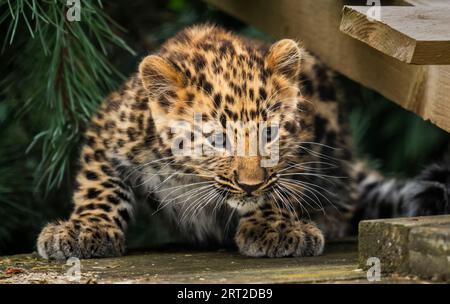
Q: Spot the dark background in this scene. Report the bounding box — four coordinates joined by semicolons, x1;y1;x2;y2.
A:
0;0;448;255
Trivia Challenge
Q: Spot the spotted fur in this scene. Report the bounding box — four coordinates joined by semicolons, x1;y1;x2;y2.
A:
37;25;449;260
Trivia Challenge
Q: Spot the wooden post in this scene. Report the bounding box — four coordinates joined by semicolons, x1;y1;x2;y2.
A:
341;6;450;65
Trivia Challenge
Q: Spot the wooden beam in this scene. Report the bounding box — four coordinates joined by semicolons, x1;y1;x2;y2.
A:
205;0;450;133
340;6;450;64
359;215;450;279
404;0;450;6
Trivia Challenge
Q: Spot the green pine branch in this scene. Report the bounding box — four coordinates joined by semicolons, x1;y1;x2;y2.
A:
1;0;135;192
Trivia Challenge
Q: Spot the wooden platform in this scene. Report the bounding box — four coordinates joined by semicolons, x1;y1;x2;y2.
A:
340;6;450;65
0;240;429;284
2;216;449;283
359;215;450;281
205;0;450;133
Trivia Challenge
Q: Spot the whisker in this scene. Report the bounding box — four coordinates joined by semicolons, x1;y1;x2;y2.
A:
154;183;214;214
292;141;342;151
277;161;338;173
273;185;298;219
279;180;324;215
280;178;340;213
297;145;342;162
187;188;221;223
153;180;213;194
124;156;176;181
283;178;339;197
135;159;178;187
275;183;311;220
180;187;217;224
223;196;237;236
278;172;347;182
268;192;283;215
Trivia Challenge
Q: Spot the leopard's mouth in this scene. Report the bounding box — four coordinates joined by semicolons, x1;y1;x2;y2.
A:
225;195;266;212
214;176;279;198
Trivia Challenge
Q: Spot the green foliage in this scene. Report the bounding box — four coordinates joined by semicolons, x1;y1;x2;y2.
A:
168;0;189;12
1;0;134;191
344;77;449;177
0;104;34;249
0;0;134;252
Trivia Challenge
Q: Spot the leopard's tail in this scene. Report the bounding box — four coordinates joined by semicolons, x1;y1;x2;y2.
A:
350;158;450;227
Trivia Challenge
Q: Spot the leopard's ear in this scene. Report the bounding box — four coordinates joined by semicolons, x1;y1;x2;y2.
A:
139;55;184;95
265;39;302;81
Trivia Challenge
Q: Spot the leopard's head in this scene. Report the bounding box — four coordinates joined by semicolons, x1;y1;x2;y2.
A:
139;26;315;212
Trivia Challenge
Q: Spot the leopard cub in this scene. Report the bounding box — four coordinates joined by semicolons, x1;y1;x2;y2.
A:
37;25;449;260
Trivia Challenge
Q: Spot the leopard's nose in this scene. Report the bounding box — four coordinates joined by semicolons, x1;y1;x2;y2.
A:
237;182;264;195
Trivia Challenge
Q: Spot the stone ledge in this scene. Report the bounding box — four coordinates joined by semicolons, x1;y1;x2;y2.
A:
409;224;450;281
359;215;450;281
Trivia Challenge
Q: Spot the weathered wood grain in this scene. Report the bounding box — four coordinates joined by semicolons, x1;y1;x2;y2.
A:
404;0;450;6
359;215;450;281
341;6;450;64
0;241;433;283
0;242;366;283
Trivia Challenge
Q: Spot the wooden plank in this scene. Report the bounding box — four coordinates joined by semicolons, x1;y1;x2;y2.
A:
404;0;450;6
0;241;434;283
409;224;450;281
340;6;450;64
0;242;366;283
359;215;450;281
205;0;450;133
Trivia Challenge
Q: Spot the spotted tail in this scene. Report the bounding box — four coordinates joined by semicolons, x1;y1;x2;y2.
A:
351;159;450;226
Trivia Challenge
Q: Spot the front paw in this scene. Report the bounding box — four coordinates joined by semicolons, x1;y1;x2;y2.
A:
235;218;324;258
37;220;124;260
